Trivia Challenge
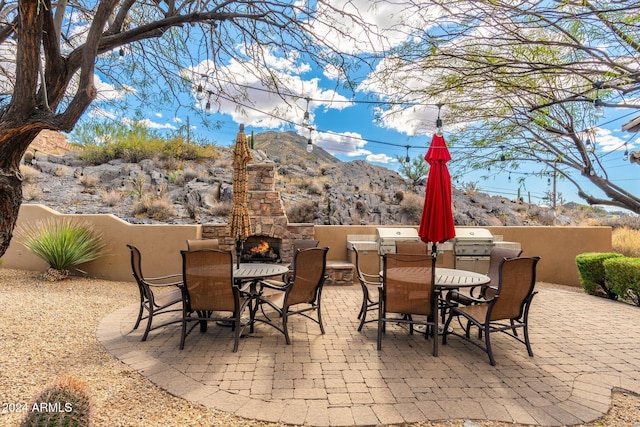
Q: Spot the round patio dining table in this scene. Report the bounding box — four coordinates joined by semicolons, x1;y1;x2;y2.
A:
435;267;490;289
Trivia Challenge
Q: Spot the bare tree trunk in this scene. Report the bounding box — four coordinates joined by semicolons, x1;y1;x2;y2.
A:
0;130;39;257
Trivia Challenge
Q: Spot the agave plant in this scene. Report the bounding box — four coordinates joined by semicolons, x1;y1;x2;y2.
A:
16;218;106;281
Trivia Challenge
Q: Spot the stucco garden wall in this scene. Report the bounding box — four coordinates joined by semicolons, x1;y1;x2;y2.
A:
2;205;611;287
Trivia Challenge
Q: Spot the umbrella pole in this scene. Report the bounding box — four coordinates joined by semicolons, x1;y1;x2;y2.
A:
235;239;244;268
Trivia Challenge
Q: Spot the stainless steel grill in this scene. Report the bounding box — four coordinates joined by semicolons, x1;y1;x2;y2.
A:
453;228;494;273
376;227;419;255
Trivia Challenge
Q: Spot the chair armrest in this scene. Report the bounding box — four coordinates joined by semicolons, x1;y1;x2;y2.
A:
446;291;493;305
479;285;498;299
259;280;290;292
143;276;183;287
361;272;380;281
360;277;381;287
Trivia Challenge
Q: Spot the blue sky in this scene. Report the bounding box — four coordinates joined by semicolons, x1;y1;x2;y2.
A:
90;65;639;212
84;3;639;213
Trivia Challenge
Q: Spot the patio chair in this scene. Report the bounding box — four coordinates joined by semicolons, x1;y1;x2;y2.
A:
293;239;320;252
179;249;250;352
446;247;523;306
395;241;429;255
442;256;540;366
378;253;438;356
256;247;329;344
352;245;381;331
186;238;219;250
126;244;183;342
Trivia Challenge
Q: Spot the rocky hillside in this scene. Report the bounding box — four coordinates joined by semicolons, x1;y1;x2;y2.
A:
19;130;607;227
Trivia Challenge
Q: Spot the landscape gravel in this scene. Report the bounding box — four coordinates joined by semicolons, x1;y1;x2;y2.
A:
1;268;638;427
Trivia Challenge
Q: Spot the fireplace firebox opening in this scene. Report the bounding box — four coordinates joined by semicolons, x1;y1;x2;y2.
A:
241;236;282;263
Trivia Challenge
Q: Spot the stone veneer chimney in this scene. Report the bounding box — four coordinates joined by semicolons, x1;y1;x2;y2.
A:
202;161;314;263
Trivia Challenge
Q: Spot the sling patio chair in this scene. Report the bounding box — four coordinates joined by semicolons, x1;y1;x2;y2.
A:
378;253;438;356
446;247;523;307
256;247;329;345
442;256;541;366
127;244;183;342
186;238;219;250
352;245;381;331
179;248;251;352
395;240;429;255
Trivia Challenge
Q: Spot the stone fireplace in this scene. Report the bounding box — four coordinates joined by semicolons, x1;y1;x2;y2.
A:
202;161;314;264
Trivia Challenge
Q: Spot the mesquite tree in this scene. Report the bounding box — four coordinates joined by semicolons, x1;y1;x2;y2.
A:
0;0;386;257
364;0;640;213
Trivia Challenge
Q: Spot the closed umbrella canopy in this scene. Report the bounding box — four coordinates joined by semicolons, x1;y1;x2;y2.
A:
228;124;252;242
418;134;456;245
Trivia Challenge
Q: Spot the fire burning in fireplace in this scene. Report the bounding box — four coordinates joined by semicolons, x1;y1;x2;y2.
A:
241;237;281;263
250;240;271;256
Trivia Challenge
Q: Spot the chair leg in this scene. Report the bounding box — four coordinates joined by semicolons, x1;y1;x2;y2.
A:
179;312;187;350
134;300;144;330
523;321;534;357
442;310;454;345
357;308;367;331
511;319;519;337
377;301;384;350
141;306;154;342
317;303;325;335
233;316;241;353
282;312;291;345
484;322;496;366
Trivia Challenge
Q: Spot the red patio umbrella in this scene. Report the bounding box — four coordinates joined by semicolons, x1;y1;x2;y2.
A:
418;134;456;265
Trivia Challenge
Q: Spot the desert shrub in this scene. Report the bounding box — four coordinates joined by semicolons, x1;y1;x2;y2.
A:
399;193;423;224
394;190;404;203
603;257;640;306
15;218;106;280
22;183;44;201
21;376;93;427
19;164;40;183
575;252;624;298
100;188;123;207
612;227;640;257
287;199;318;223
208;200;232;217
307;183;322;195
133;198;176;221
80;174;100;189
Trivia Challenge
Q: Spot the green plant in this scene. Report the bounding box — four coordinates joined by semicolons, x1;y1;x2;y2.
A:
21;376;93;427
603;257;640;306
16;218;106;281
575;252;624;299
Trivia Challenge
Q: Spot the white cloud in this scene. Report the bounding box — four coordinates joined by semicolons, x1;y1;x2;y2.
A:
593;127;633;152
312;130;369;156
94;74;134;101
185;45;354;130
122;117;177;130
366;153;397;164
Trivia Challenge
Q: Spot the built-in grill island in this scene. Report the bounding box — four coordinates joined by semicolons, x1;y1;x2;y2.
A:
375;227;420;255
453;228;494;274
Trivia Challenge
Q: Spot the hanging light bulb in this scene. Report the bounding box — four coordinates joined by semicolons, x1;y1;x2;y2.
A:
593;98;605;118
306;138;313;153
302;97;312;128
435;118;443;136
435;103;444;136
623;144;629;161
196;75;207;100
508;172;511;182
118;48;125;62
405;145;410;163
